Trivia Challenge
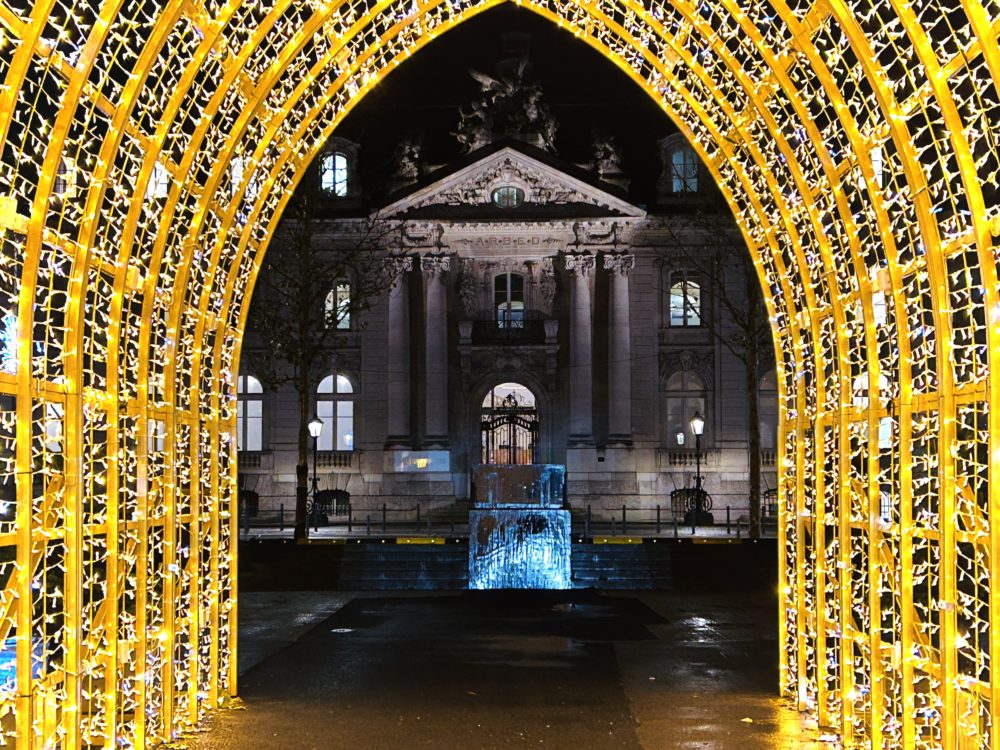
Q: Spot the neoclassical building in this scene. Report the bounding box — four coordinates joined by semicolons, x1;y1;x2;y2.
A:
238;124;778;520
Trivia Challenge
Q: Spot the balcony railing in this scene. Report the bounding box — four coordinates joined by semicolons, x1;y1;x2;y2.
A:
467;311;550;346
318;451;354;469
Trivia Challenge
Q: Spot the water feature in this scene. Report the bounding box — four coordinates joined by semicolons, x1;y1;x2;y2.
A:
468;464;571;590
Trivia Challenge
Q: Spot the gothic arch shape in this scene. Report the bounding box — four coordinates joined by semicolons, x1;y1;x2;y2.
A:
1;2;998;748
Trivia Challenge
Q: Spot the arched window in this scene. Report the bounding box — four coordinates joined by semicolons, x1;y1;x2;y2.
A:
317;374;354;451
670;147;699;193
325;280;351;330
494;273;525;328
759;369;779;450
669;272;701;327
320;152;349;197
665;370;707;446
237;375;264;452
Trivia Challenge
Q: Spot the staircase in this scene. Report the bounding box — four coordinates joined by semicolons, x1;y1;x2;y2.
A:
571;543;673;589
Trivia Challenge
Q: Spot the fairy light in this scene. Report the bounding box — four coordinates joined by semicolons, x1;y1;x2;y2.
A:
0;1;997;748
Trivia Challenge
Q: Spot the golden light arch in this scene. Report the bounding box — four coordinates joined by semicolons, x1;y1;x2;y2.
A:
0;0;998;747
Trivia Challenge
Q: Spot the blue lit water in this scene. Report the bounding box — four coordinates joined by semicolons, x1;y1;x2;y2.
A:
468;508;571;590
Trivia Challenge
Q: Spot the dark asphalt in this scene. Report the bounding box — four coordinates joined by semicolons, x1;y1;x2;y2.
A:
190;591;825;749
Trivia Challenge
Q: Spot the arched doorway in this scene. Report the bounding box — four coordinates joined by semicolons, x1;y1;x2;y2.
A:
480;382;538;465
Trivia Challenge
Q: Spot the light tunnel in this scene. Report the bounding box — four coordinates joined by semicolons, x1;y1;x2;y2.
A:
0;0;998;747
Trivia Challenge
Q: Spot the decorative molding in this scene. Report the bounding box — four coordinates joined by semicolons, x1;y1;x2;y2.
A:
563;251;595;277
401;222;443;248
659;348;714;391
458;344;560;382
380;147;646;218
537;257;557;310
573;220;633;246
455;258;481;316
385;253;413;283
415;156;577;207
603;253;635;275
420;254;452;276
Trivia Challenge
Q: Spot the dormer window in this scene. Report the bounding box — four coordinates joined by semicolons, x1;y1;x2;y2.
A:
658;134;703;201
321;151;349;197
491;185;524;208
670;148;699;193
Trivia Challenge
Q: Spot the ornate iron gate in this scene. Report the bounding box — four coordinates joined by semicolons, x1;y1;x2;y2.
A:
481;392;539;465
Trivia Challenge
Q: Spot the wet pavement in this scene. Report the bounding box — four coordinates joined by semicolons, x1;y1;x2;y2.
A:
190;591;829;749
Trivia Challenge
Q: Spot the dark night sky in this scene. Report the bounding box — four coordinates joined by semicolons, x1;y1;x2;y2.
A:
333;5;679;206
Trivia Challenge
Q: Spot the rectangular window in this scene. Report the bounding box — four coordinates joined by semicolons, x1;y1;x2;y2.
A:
237;400;262;451
337;400;354;451
336;282;351;329
669;273;701;327
321;153;349;197
317;399;335;451
671;149;698;193
666;396;706;446
325;281;352;329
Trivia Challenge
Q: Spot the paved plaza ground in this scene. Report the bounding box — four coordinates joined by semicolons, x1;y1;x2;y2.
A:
188;590;832;749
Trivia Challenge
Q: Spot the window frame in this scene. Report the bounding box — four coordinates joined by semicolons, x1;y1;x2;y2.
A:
236;374;265;452
325;279;352;330
494;272;525;328
663;370;709;448
758;369;779;451
316;373;356;452
668;270;702;327
670;147;699;194
320;151;349;197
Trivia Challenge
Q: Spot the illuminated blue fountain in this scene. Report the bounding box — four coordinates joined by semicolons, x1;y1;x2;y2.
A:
468;464;571;590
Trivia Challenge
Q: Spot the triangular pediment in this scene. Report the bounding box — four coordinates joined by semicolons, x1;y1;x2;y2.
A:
380;144;645;220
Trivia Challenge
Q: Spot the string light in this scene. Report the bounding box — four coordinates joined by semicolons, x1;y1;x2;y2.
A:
0;0;997;748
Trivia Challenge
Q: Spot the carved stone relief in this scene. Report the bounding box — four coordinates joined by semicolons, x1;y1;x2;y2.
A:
658;348;714;391
455;258;482;316
409;156;598;209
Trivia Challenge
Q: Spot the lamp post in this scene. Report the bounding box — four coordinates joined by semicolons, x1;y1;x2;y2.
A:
307;415;324;529
689;412;704;533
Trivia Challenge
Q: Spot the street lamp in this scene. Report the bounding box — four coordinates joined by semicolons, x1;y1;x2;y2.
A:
689;412;705;533
308;415;324;529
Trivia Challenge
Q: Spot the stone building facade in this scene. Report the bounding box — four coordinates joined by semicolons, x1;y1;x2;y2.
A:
238;137;778;520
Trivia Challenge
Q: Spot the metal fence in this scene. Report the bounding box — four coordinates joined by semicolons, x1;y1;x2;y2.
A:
238;492;779;539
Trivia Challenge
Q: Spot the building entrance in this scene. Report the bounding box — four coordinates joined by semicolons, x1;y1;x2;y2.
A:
480;382;539;465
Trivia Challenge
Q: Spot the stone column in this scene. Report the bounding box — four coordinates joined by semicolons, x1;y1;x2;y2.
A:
604;253;634;443
564;252;595;444
385;254;413;447
422;255;451;445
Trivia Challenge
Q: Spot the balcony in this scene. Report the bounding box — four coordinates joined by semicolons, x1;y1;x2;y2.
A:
461;311;556;347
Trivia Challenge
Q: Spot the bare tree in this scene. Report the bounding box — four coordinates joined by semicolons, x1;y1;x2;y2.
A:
654;213;772;538
244;195;398;540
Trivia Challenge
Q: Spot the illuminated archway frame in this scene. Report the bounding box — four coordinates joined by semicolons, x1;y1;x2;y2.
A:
0;0;997;747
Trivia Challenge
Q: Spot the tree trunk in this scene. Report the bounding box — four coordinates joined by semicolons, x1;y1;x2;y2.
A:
746;270;762;540
293;368;311;541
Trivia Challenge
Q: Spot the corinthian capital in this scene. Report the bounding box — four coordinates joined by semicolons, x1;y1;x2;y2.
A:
563;252;595;277
385;253;414;281
420;254;452;277
603;253;635;276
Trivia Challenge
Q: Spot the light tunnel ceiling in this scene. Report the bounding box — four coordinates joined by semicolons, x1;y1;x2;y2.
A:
0;0;998;747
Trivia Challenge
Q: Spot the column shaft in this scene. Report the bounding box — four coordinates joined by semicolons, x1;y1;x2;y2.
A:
422;256;451;444
565;253;595;444
605;254;634;442
386;255;413;445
